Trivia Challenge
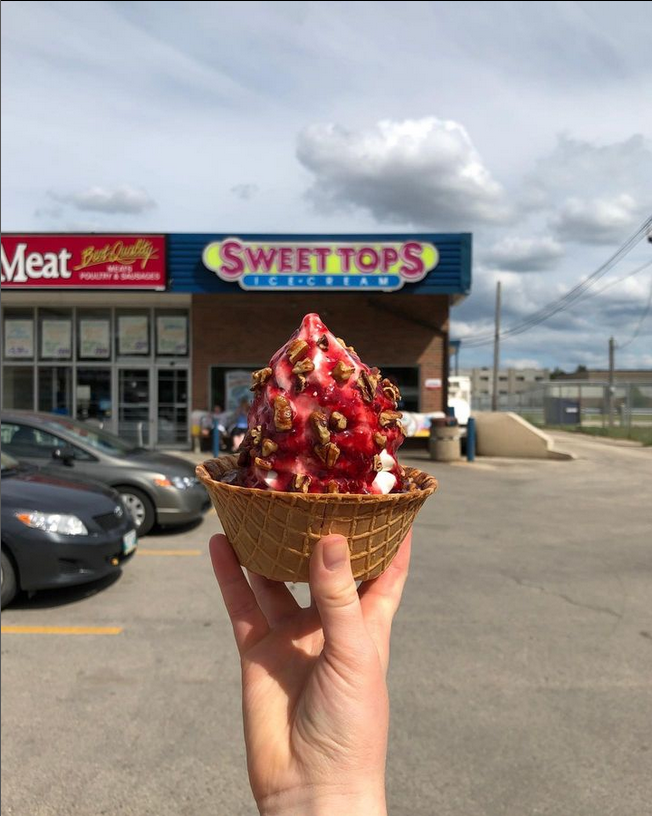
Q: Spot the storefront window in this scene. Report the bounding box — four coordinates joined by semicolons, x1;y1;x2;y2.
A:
210;366;259;413
38;309;73;361
379;366;420;411
38;366;73;415
2;366;34;409
76;368;112;422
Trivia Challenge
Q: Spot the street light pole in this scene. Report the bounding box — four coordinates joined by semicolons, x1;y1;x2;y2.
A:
491;280;501;412
608;335;615;428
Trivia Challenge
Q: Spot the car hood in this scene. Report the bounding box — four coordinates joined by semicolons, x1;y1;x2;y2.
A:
1;469;121;515
125;450;197;476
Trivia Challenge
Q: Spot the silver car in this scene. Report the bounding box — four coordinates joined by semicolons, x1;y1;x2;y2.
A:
1;411;209;535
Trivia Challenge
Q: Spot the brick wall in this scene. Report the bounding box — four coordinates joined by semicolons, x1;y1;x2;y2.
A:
192;292;449;412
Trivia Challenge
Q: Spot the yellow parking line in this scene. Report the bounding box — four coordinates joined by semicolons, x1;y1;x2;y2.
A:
137;549;201;556
1;625;123;635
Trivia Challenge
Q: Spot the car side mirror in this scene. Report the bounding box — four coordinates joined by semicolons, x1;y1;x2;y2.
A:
52;446;75;466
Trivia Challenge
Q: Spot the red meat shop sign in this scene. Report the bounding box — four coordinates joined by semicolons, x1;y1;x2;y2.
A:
1;235;166;290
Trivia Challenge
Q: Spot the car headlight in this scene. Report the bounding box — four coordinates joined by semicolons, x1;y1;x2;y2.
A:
153;475;198;490
15;511;89;536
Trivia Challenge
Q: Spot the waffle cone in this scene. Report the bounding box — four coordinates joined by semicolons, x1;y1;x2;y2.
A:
197;455;438;582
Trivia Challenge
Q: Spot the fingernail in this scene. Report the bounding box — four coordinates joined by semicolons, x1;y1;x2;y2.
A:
322;536;349;571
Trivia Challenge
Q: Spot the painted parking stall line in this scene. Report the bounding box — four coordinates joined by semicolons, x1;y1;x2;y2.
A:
136;549;201;556
1;625;123;635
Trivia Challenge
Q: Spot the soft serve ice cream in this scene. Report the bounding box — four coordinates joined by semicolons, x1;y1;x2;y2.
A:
233;313;410;495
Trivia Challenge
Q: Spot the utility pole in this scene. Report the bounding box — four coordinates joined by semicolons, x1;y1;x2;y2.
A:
608;335;615;428
491;280;501;412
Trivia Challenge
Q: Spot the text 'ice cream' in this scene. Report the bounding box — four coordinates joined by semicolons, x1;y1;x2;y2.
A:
232;313;412;495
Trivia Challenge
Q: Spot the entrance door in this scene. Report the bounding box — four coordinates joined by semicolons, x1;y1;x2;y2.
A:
157;368;189;447
118;368;151;447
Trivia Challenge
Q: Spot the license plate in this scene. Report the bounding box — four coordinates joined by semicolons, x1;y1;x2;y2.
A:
123;530;137;555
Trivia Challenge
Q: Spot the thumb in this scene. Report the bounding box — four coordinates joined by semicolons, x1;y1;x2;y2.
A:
309;535;367;660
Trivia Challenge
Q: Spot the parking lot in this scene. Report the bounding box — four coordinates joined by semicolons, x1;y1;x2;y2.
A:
2;433;651;816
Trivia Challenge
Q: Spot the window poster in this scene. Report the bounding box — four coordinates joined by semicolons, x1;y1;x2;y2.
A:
79;319;110;358
4;319;34;358
41;319;72;359
156;315;188;355
118;315;149;355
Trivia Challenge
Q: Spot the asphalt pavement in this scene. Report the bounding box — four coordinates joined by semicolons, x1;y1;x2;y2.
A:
2;434;651;816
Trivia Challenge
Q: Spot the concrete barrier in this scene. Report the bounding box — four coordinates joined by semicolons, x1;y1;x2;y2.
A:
474;412;574;460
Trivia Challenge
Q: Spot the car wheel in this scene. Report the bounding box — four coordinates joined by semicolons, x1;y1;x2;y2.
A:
1;549;18;609
116;487;155;536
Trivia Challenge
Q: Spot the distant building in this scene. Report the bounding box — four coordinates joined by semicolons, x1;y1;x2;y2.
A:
461;366;550;409
552;369;652;384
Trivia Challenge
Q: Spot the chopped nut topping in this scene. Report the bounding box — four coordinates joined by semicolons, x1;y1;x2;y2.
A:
357;367;380;403
336;337;347;347
273;396;293;431
237;449;249;466
250;367;272;391
373;432;387;448
332;360;355;383
314;442;341;468
329;411;347;431
254;457;273;471
373;454;382;472
380;378;401;407
250;425;262;446
287;338;308;364
292;473;311;493
310;411;331;445
379;410;402;427
317;334;329;350
261;438;278;458
296;374;307;393
292;358;315;375
327;480;339;493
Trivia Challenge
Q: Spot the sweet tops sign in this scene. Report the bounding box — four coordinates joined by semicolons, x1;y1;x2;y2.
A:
201;237;439;291
167;233;471;296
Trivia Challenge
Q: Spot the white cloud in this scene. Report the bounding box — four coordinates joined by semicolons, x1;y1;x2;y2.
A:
550;194;642;244
297;117;510;228
483;236;564;272
49;186;156;214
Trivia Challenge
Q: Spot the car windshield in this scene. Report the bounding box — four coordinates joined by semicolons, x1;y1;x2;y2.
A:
1;451;20;472
42;418;139;456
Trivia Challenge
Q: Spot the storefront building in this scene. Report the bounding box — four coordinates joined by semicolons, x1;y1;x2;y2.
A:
2;232;471;448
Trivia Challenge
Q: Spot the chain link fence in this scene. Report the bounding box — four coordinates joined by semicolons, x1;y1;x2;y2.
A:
471;380;652;428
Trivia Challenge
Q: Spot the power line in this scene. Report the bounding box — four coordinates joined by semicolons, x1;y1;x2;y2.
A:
457;214;652;348
617;275;652;350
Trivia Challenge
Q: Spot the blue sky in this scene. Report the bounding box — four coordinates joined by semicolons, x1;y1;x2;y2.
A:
2;1;651;370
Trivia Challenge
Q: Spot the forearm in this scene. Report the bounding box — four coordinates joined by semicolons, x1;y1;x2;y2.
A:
258;786;387;816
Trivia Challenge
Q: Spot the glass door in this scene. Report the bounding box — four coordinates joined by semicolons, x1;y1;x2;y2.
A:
157;368;189;447
118;368;151;447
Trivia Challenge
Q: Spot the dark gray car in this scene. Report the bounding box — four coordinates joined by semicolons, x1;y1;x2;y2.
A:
1;411;209;535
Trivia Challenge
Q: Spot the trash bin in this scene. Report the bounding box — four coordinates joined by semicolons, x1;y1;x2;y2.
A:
429;418;462;461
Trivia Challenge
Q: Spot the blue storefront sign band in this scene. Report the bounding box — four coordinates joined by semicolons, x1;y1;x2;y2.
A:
167;233;472;296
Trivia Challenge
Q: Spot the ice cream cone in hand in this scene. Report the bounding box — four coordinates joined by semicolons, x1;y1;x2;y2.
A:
197;313;437;582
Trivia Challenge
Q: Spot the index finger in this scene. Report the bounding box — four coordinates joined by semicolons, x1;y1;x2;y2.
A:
209;534;269;656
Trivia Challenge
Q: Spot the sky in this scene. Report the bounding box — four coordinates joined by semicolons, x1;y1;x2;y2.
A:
2;0;652;371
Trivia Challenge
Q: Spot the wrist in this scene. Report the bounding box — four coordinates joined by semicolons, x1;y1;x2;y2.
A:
258;786;387;816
